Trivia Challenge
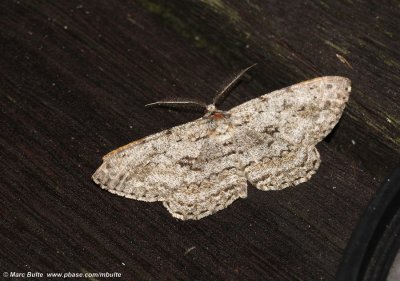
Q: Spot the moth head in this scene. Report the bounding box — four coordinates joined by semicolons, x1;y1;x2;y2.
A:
206;104;217;112
204;104;229;120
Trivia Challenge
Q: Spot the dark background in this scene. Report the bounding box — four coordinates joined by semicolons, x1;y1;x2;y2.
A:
1;1;399;280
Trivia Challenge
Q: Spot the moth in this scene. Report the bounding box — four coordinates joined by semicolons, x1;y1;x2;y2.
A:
92;65;351;220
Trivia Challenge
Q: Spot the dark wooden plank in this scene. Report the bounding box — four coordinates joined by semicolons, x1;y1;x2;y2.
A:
0;0;399;280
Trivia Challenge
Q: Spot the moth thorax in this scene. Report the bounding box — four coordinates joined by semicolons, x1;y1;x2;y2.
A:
210;123;233;143
215;123;230;133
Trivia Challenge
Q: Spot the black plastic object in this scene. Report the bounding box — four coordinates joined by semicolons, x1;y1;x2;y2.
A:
337;165;400;281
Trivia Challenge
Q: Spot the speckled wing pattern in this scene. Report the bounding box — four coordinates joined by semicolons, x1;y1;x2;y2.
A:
93;76;351;220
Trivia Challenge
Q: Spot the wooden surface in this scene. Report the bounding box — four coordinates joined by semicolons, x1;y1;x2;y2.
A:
1;1;399;280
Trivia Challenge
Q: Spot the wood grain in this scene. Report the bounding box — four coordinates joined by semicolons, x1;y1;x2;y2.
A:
1;1;399;280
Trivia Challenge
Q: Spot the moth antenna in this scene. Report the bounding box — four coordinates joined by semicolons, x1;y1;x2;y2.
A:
145;100;207;112
213;63;257;106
